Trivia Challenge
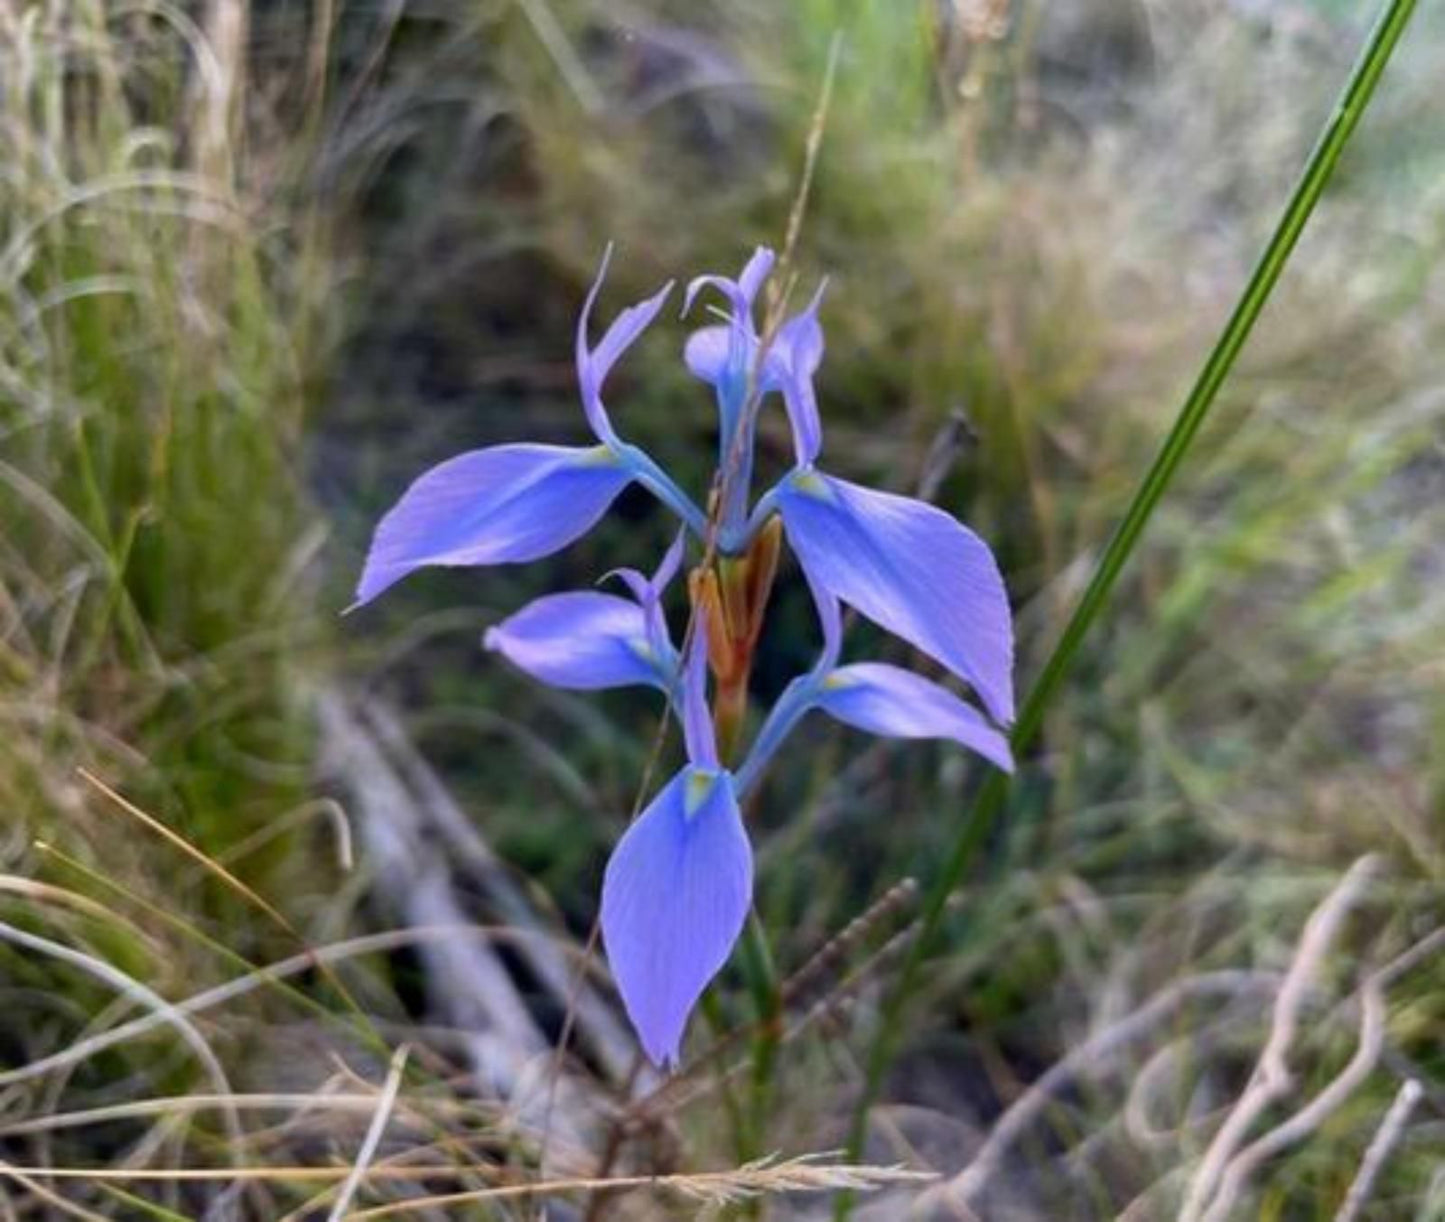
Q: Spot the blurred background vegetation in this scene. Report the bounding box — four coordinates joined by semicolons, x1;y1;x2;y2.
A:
2;0;1444;1217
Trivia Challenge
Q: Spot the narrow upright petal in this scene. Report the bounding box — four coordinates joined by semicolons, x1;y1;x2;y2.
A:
354;443;631;607
601;767;752;1066
484;592;664;690
766;283;826;465
777;469;1015;724
817;664;1014;772
682;248;775;417
680;619;719;769
576;247;674;443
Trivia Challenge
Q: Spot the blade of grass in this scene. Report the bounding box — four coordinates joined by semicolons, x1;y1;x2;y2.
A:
74;768;381;1044
835;0;1421;1211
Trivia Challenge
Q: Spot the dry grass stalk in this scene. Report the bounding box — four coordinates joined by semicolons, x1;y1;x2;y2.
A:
783;878;920;1010
0;1154;933;1213
0;924;586;1094
344;1154;935;1219
322;1043;411;1222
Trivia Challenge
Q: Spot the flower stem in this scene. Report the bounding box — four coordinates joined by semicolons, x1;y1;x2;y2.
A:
833;0;1421;1212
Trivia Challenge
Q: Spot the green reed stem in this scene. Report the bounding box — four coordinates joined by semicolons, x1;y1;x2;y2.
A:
739;913;782;1166
835;0;1419;1212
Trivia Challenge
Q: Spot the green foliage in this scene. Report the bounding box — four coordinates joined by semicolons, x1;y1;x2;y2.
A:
0;6;329;932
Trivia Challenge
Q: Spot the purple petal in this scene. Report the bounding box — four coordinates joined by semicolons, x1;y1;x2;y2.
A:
354;443;631;607
682;250;776;405
681;618;718;768
737;246;777;305
601;531;686;662
601;767;752;1066
818;663;1014;772
576;248;673;441
652;528;687;593
801;564;843;672
484;591;664;690
766;284;826;465
605;567;652;606
683;325;731;384
777;470;1015;724
682;246;775;320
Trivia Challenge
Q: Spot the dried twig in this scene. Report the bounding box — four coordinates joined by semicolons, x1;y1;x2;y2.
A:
1333;1077;1424;1222
1179;855;1379;1222
317;694;550;1072
1201;982;1387;1222
333;693;636;1080
924;970;1280;1212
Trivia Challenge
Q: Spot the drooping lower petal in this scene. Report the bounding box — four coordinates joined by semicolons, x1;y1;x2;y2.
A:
601;768;752;1067
354;443;631;607
484;592;665;690
777;469;1015;725
818;663;1013;772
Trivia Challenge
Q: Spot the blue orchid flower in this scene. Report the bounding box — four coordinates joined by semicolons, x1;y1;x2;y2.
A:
686;249;1015;727
483;532;684;692
600;620;752;1067
354;244;1018;1069
352;249;705;609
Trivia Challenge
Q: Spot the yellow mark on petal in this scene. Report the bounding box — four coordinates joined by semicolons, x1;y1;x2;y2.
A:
684;769;718;817
584;444;623;467
790;469;831;499
821;672;857;691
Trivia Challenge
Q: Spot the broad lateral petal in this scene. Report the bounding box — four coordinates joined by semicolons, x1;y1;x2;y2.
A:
777;470;1015;724
817;663;1014;772
354;443;631;607
601;768;752;1066
484;592;663;691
